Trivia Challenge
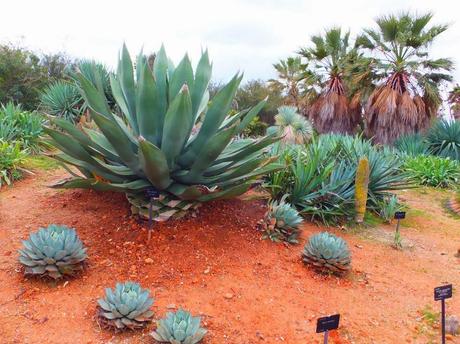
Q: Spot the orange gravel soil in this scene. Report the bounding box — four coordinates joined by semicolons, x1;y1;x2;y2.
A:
0;169;459;344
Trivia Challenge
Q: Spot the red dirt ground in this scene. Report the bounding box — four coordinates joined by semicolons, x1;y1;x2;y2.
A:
0;168;459;344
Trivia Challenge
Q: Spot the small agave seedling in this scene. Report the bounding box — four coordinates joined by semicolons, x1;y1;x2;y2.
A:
259;196;303;244
97;281;154;331
151;308;207;343
18;224;87;279
302;232;351;275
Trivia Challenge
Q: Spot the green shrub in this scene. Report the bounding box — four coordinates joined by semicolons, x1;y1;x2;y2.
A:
265;134;410;224
377;195;404;223
0;140;26;187
394;133;429;156
403;155;460;187
0;102;45;153
426;120;460;160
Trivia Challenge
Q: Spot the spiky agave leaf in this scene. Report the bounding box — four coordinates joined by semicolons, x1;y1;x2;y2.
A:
302;231;351;275
18;224;87;279
151;308;207;343
45;45;283;221
97;281;154;331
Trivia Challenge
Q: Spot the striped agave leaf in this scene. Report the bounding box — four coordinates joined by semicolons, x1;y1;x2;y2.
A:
45;44;282;221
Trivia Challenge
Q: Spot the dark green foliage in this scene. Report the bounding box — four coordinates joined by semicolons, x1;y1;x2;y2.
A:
0;44;74;110
265;134;410;224
41;81;83;122
394;133;429;156
0;140;26;187
426;120;460;160
0;102;45;153
404;155;460;187
18;224;87;279
235;79;284;125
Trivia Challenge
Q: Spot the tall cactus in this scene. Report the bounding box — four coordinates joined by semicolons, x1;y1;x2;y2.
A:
354;157;370;222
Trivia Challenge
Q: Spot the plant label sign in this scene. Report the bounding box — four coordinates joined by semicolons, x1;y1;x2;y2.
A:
434;284;452;301
316;314;340;333
394;211;406;220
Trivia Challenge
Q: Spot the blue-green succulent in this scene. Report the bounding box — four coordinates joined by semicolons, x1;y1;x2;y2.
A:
302;232;351;274
151;308;207;343
97;281;154;330
18;224;87;279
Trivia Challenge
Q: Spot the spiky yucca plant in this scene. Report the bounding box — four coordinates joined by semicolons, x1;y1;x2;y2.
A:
45;45;282;221
151;308;207;344
356;12;453;144
299;27;361;134
97;282;154;331
302;232;351;275
259;196;303;244
18;224;87;279
426;120;460;160
41;81;83;123
272;106;312;144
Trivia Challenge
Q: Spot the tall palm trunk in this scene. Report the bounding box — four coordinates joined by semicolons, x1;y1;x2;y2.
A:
365;72;429;144
309;76;360;134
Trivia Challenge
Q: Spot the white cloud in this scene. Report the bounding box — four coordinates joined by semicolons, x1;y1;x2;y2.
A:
1;0;459;84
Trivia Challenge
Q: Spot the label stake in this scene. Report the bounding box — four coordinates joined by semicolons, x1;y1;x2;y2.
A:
434;284;453;344
316;314;340;344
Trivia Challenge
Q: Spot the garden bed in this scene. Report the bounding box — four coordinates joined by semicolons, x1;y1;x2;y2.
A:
0;168;459;343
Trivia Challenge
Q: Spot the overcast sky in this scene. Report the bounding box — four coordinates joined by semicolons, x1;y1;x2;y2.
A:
1;0;459;84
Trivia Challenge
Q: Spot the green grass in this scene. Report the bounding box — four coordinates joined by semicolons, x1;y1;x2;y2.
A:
22;155;60;171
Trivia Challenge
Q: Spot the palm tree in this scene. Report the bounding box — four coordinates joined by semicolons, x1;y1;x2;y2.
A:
270;57;311;110
298;27;361;134
356;12;453;144
448;85;460;120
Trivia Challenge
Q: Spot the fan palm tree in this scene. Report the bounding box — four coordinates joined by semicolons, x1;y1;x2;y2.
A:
448;85;460;120
270;57;312;110
298;27;361;134
356;12;453;144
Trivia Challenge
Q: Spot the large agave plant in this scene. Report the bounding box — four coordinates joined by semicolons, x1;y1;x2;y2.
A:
302;231;351;275
18;224;87;279
151;308;207;344
97;281;154;331
45;45;281;221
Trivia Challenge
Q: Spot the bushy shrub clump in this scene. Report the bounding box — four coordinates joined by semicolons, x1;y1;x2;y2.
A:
265;134;410;224
0;102;45;153
0;140;26;187
403;155;460;188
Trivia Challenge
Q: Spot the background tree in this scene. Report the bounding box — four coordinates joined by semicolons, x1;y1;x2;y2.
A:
270;57;308;109
448;85;460;120
298;27;361;134
356;12;453;144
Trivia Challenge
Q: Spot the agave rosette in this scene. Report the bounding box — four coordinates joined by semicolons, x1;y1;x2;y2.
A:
44;45;282;221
